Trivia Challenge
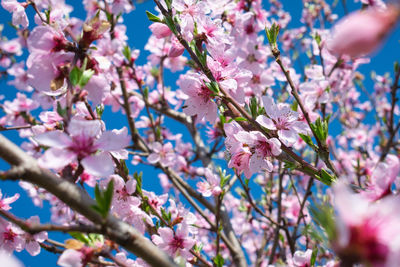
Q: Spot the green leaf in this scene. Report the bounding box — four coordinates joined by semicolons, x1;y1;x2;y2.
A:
249;97;258;118
265;23;280;45
314;32;321;46
299;133;317;150
165;0;172;10
283;160;298;171
213;254;224;267
134;172;143;196
69;232;90;244
319;169;335;186
96;104;104;118
309;203;336;241
146;11;162;23
234;117;247;122
193;243;203;253
143;86;149;100
205;81;219;94
79;69;95;87
57;102;67;118
310;247;318;266
103;180;114;214
69;67;81;86
123;45;131;61
94;184;101;205
92;181;114;218
164;16;177;34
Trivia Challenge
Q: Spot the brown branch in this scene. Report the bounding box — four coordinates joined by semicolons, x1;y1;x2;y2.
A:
0;134;178;267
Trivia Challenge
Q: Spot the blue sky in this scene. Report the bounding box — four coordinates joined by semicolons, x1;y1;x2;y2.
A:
0;0;399;266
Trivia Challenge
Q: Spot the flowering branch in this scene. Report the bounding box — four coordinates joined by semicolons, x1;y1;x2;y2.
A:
0;134;178;267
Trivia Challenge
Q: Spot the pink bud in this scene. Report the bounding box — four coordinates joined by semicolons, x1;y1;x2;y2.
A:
149;22;172;39
327;7;399;58
168;37;184;58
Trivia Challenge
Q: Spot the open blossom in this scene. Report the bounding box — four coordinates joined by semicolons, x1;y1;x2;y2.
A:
147;142;176;167
35;117;130;177
287;249;313;267
256;96;308;146
0;190;19;211
327;7;399;57
1;0;28;28
333;182;400;267
228;146;252;178
178;73;218;123
363;155;400;201
0;220;24;253
196;168;222;197
57;249;83;267
152;222;195;259
234;131;281;174
23;216;47;256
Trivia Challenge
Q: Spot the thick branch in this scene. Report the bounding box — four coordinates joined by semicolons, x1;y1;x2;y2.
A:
0;134;178;267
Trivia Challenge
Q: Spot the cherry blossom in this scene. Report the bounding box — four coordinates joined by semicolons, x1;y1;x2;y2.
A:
257;96;308;146
152;222;195;259
35;117;129;177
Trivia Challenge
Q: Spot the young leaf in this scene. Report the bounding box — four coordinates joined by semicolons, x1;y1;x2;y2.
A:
146;11;162;23
69;66;81;86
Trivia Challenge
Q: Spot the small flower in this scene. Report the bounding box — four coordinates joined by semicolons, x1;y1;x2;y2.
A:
147;142;176;167
35;117;130;177
152;222;195;260
0;190;19;211
196;168;222;197
1;0;29;28
256;96;308;146
234;131;281;174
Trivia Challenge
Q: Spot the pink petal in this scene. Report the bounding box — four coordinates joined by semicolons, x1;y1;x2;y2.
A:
25;241;41;256
57;249;83;267
95;127;130;151
35;131;72;148
81;152;114;177
38;148;76;170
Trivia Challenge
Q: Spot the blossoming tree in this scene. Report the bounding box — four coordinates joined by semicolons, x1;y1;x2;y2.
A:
0;0;399;266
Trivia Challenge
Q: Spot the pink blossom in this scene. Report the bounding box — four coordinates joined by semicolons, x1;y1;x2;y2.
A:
23;216;47;256
228;146;252;178
57;249;83;267
0;190;19;211
1;0;28;28
34;117;130;177
196;168;222;197
257;96;308;146
0;220;24;253
333;182;400;266
168;36;185;58
178;73;218;123
234;131;281;174
327;7;399;57
27;26;68;53
363;155;400;201
147;142;176;167
289;249;313;267
152;222;195;259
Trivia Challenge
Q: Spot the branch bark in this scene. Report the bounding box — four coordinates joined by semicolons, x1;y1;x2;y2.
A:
0;134;178;267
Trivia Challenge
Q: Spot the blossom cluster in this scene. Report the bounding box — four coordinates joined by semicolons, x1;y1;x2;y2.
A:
0;0;399;266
